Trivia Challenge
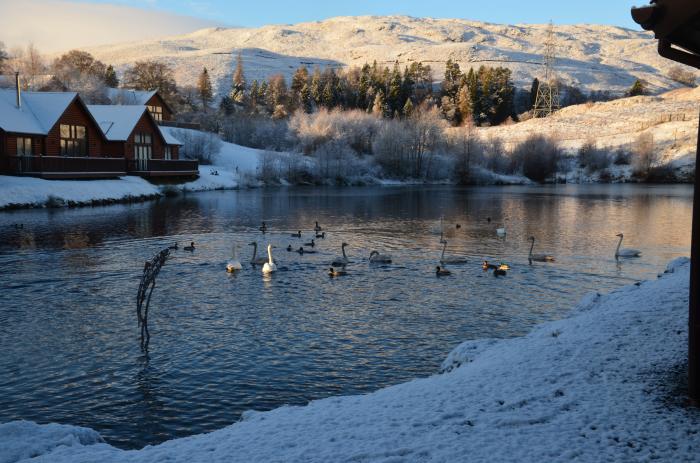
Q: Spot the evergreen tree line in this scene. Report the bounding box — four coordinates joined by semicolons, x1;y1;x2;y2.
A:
219;53;434;120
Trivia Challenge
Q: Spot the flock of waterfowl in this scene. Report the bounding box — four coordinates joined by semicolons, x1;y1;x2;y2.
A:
169;217;642;279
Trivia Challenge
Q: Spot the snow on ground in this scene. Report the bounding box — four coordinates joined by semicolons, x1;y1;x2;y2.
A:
0;174;161;209
3;258;698;462
161;127;263;177
0;164;240;210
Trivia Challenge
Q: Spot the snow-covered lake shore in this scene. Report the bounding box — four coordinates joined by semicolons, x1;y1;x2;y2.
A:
2;258;698;462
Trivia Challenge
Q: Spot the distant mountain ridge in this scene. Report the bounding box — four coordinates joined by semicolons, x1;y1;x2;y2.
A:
81;15;689;98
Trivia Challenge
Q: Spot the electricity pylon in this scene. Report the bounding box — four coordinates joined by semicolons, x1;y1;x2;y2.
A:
532;22;560;118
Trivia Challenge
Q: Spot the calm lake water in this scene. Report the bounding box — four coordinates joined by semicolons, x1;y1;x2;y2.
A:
0;185;693;449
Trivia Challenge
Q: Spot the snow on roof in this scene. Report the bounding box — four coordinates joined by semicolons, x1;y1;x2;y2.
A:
87;105;148;141
0;89;76;135
159;126;183;146
106;88;157;106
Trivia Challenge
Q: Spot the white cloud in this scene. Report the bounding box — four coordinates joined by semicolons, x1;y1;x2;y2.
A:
0;0;220;53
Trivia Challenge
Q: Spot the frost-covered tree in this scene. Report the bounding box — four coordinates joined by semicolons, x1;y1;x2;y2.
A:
0;42;9;75
197;67;213;110
123;60;177;99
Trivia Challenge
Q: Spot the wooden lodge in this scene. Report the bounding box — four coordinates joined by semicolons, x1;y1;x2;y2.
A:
0;84;197;180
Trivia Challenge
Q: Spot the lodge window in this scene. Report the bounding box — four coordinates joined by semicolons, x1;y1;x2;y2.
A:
134;133;152;159
16;137;32;156
60;124;87;157
164;146;172;160
147;105;163;121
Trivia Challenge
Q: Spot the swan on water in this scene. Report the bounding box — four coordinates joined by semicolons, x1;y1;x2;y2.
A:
226;244;243;272
528;237;555;263
262;244;277;274
440;239;468;265
168;243;178;250
331;242;350;267
249;241;270;265
316;232;326;239
291;230;302;238
314;221;322;232
184;242;195;252
304;238;315;248
615;233;642;258
436;265;452;276
369;250;392;264
328;267;347;277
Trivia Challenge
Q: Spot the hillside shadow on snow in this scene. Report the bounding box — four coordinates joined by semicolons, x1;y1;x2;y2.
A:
211;48;344;96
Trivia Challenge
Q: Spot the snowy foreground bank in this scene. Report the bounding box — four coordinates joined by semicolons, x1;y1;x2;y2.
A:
0;167;239;210
2;259;699;462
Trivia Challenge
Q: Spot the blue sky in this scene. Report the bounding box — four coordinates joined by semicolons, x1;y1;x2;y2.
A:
88;0;643;29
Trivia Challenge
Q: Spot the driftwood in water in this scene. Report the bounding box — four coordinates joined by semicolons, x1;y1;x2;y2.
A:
136;248;170;349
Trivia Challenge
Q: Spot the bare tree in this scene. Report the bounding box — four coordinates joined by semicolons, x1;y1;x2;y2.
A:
632;132;658;177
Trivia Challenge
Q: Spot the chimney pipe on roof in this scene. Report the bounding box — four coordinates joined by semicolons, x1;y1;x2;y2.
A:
15;72;21;109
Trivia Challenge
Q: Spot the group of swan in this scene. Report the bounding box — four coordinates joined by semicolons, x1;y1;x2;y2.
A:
211;216;642;278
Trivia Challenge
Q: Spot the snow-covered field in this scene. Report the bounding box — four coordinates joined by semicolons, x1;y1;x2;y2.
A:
474;85;700;180
2;258;698;462
83;16;691;99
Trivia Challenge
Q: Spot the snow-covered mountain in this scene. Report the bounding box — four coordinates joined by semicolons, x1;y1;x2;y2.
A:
81;16;691;99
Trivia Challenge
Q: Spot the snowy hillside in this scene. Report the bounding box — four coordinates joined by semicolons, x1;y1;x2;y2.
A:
83;16;693;98
475;85;700;177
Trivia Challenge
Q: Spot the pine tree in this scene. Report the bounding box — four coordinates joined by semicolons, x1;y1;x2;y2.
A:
628;79;646;97
402;98;414;118
258;81;268;103
219;95;235;115
359;63;371;110
310;67;323;106
197;67;213;111
300;83;313;113
104;65;119;87
442;59;462;102
457;84;472;125
291;66;309;109
231;52;247;104
249;80;259;110
372;91;386;117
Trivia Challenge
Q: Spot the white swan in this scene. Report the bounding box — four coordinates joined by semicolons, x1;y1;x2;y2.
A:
369;250;392;264
528;237;555;263
249;241;270;265
262;244;277;274
440;239;468;265
226;244;242;272
331;242;350;267
615;233;642;259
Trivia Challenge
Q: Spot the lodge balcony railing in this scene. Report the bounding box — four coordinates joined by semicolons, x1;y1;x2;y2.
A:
1;156;199;179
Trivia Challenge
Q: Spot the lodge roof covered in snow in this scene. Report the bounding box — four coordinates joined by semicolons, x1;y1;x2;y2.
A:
0;89;78;135
87;104;182;145
106;88;158;106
